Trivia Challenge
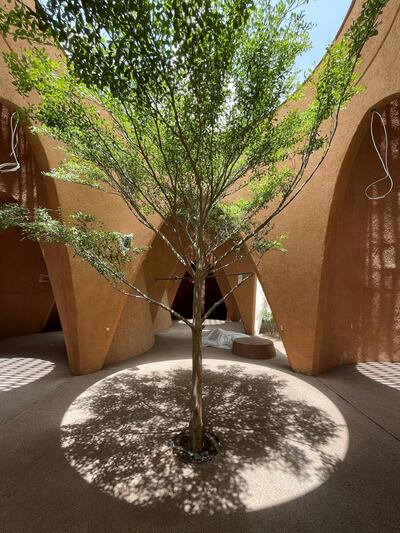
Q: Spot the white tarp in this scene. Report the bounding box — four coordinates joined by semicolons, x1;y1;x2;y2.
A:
202;328;249;350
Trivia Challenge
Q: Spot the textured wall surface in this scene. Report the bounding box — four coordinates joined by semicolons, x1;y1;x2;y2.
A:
318;96;400;370
257;0;400;374
1;0;399;375
0;19;254;373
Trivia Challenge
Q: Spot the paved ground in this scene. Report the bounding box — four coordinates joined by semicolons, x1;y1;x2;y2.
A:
1;322;400;533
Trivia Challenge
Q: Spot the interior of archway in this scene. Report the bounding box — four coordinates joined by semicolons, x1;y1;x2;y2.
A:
170;270;228;320
141;224;265;332
318;95;400;371
0;103;64;343
0;219;58;336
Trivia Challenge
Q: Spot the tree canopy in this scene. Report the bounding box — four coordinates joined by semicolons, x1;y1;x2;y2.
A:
0;0;389;453
0;1;389;301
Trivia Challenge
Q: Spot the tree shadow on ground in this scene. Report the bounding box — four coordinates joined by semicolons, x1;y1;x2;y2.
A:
61;362;344;514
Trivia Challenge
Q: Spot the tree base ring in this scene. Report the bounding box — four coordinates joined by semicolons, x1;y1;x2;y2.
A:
170;429;221;464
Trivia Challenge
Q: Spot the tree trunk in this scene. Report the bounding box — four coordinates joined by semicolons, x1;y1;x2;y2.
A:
189;275;204;452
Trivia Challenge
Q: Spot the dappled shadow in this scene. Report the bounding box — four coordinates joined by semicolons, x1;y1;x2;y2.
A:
61;361;345;514
357;361;400;391
0;331;68;397
0;357;55;392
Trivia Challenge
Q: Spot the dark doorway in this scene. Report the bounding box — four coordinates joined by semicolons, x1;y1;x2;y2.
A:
171;272;194;319
171;271;227;320
42;302;62;332
204;275;227;320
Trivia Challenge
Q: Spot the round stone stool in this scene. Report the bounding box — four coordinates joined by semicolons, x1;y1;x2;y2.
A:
232;336;276;360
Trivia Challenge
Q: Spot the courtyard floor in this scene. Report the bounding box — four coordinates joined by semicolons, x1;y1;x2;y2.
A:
1;322;400;533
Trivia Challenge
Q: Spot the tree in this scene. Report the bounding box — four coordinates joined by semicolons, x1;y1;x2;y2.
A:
0;0;389;457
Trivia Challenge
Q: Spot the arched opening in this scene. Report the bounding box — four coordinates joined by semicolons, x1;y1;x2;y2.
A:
0;102;66;384
0;216;59;336
0;99;63;338
204;274;228;320
0;195;64;390
171;271;228;320
319;94;400;369
140;227;246;328
42;302;62;332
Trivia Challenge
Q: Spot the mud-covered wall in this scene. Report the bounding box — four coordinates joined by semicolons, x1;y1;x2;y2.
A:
0;35;155;374
0;227;54;335
257;0;400;374
1;0;399;375
0;101;55;336
318;96;400;371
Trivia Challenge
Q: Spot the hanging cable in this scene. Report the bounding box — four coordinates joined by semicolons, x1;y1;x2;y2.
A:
0;112;20;173
365;109;393;200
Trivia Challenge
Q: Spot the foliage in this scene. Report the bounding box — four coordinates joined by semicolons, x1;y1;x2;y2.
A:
0;203;134;282
0;0;389;304
261;308;280;337
0;0;390;451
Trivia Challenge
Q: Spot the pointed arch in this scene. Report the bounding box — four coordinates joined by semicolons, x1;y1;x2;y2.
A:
315;93;400;372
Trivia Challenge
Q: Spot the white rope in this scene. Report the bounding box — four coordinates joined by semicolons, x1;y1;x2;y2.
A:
0;112;20;173
365;110;393;200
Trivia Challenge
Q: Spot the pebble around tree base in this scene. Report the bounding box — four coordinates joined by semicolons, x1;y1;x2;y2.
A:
170;429;221;464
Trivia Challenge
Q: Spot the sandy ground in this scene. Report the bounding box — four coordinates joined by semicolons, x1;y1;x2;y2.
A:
1;321;400;533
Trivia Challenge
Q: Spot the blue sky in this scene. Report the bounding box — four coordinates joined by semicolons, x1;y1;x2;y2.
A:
295;0;353;76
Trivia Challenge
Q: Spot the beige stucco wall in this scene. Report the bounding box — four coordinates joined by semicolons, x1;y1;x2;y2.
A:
1;0;399;375
0;28;156;374
257;0;400;374
317;95;400;370
0;228;54;335
0;16;254;373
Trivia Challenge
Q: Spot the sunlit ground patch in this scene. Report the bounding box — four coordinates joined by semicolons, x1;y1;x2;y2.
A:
357;362;400;391
61;359;348;514
0;357;55;392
